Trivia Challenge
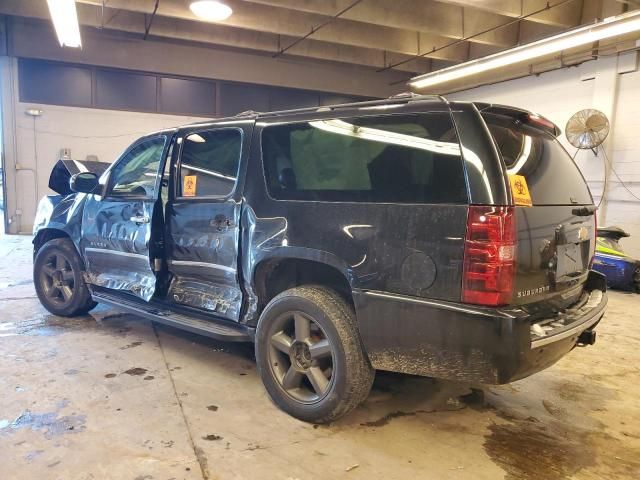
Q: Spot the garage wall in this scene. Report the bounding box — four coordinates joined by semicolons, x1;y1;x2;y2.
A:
604;68;640;257
1;13;407;234
13;103;201;230
1;56;365;234
449;53;640;257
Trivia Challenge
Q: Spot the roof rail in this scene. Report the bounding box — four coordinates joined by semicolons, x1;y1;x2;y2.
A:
256;94;445;119
235;110;263;117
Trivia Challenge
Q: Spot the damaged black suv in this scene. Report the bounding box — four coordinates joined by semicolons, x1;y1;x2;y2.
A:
33;96;607;423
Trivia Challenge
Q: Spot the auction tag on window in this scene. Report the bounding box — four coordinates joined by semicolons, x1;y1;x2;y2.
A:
183;175;197;197
509;174;532;206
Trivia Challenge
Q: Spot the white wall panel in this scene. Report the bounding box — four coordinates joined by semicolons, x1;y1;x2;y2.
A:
12;102;199;231
450;56;640;257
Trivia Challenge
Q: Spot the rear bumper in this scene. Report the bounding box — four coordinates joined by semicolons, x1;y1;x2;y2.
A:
353;271;607;384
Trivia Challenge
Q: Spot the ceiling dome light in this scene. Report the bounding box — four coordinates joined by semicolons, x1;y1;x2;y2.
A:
189;1;233;22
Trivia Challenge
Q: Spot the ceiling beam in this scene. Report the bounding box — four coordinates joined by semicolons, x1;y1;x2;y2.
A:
0;0;431;73
436;0;584;28
243;0;521;47
74;0;470;62
7;17;409;98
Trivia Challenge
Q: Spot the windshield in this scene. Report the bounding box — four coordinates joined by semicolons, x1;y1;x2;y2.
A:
483;113;592;206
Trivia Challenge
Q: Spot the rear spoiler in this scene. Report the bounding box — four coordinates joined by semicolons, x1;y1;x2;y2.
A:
49;159;110;195
474;102;561;137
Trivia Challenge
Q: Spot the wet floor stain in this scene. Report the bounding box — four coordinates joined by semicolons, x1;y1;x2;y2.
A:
360;410;430;428
484;419;590;479
542;399;566;418
123;367;148;376
206;405;219;412
553;381;587;402
120;341;143;350
1;410;86;439
202;434;223;441
484;414;640;480
143;375;154;381
105;373;117;378
0;311;135;338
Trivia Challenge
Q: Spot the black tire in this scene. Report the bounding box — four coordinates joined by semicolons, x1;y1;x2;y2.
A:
633;268;640;293
33;238;97;317
255;285;374;423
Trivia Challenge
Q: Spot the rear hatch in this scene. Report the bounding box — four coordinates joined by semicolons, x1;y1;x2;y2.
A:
480;107;596;314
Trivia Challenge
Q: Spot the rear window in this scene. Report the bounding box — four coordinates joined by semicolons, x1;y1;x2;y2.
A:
178;129;242;198
262;113;467;204
484;114;592;206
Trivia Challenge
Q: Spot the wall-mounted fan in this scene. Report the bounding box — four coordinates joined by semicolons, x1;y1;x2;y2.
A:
566;108;640;211
565;109;610;153
566;109;611;209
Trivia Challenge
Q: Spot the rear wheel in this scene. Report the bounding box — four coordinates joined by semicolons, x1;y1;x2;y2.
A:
34;238;96;316
255;286;374;423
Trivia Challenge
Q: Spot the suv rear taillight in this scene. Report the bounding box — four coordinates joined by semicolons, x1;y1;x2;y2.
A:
462;206;516;306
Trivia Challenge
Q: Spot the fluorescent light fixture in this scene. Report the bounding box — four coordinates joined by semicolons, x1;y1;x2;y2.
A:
189;1;233;22
410;9;640;90
47;0;82;48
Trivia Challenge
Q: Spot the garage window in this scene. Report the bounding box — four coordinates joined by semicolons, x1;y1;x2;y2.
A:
261;113;466;203
178;129;242;198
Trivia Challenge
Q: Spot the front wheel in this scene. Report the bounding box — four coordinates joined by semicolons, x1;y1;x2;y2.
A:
34;238;97;317
255;286;374;423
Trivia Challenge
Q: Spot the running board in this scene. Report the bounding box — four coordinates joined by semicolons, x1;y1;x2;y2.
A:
92;291;253;342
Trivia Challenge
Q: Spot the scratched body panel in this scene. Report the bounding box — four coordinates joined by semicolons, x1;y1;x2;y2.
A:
166;200;243;320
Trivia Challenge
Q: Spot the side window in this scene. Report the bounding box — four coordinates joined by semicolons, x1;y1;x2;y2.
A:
261;113;467;204
109;136;166;197
178;129;242;198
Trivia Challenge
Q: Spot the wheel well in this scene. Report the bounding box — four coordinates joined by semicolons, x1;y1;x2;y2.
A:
253;258;353;311
33;229;71;258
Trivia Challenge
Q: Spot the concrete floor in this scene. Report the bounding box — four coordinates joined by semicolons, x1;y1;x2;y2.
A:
1;234;639;480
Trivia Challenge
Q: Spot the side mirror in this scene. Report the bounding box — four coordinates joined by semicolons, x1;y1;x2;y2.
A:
69;172;99;194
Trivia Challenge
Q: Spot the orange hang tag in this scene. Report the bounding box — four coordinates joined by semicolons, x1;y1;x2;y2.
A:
509;174;533;207
183;175;197;197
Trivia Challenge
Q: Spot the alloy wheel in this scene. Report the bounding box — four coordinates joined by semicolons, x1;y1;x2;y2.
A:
267;311;335;403
40;252;75;306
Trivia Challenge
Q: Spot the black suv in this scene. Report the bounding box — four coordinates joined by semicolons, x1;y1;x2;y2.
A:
33;95;607;423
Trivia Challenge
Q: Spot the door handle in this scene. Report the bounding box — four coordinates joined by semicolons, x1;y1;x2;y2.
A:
130;215;150;225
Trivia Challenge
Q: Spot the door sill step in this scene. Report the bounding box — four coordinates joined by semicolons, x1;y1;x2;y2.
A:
92;290;253;342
